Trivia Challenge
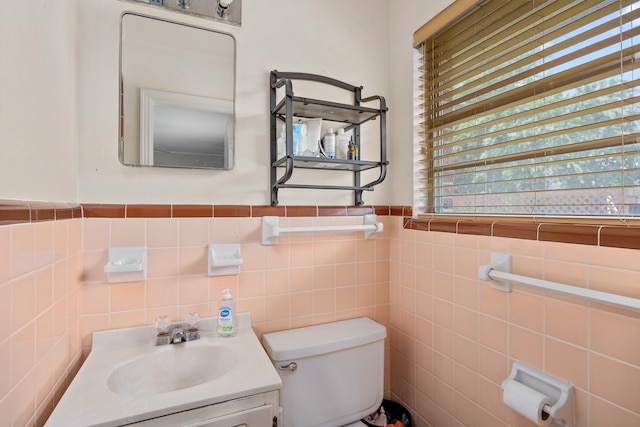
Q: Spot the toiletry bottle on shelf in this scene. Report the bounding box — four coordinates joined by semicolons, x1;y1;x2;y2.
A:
217;289;237;337
336;128;350;160
276;125;286;159
347;138;358;160
293;123;302;156
299;121;309;156
324;128;336;158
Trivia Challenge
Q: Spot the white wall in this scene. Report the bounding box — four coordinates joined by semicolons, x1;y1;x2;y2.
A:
0;0;78;202
386;0;455;206
0;0;455;207
76;0;392;205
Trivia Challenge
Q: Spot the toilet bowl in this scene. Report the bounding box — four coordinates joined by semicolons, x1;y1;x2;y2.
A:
262;317;386;427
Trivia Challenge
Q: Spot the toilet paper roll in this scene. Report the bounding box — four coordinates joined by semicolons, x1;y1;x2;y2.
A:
503;380;552;426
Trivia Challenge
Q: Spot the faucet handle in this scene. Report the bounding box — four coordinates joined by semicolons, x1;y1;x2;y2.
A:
155;316;172;345
185;312;201;341
186;312;200;331
155;315;171;334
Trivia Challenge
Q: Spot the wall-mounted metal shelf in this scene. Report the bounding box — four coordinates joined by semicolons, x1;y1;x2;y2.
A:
272;97;382;125
272;156;382;172
269;70;388;206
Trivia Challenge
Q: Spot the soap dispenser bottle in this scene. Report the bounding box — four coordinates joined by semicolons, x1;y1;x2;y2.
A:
217;289;237;337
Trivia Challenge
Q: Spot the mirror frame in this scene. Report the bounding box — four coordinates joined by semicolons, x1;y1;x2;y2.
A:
119;12;236;170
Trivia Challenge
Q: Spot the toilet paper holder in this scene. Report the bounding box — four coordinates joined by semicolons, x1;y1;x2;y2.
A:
502;361;575;427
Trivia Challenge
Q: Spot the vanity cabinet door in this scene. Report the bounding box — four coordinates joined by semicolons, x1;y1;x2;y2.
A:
126;401;275;427
124;391;278;426
186;404;272;427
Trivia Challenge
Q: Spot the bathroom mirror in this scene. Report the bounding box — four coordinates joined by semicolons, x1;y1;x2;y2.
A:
120;13;235;170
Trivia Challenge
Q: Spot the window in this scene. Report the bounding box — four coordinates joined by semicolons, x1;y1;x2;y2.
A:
414;0;640;218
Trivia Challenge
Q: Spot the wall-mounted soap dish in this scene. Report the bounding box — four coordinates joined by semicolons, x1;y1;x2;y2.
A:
208;243;242;276
104;247;147;283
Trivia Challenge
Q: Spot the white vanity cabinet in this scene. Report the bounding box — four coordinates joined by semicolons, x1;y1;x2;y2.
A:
125;390;278;427
44;314;282;427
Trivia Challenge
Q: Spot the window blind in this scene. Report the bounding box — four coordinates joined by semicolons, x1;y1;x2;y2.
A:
415;0;640;217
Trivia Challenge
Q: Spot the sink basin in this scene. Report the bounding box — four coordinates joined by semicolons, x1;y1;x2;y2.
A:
107;344;237;396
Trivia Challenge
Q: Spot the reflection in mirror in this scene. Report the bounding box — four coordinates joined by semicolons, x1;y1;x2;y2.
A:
140;89;233;168
120;13;235;170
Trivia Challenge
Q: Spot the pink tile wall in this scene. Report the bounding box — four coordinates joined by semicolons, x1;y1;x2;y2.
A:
80;216;392;390
9;212;639;427
0;219;83;427
388;217;640;427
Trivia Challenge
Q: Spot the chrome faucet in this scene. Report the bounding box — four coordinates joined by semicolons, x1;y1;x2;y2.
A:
171;326;186;344
155;315;200;346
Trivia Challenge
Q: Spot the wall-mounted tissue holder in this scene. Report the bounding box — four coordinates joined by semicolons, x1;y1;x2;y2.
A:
502;361;575;427
104;246;147;283
208;243;242;276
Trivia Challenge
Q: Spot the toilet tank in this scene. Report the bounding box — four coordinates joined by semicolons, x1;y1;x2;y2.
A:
262;317;386;427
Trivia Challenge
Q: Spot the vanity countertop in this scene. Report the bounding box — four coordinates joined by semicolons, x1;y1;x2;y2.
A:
44;313;281;427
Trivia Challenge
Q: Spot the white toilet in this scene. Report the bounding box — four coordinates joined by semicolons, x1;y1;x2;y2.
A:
261;317;386;427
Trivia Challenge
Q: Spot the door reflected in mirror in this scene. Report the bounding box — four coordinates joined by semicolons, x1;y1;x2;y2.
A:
120;13;235;170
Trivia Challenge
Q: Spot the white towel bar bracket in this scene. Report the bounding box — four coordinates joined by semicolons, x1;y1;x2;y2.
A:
478;252;512;292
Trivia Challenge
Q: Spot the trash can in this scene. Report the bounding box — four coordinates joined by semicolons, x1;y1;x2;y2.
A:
361;399;412;427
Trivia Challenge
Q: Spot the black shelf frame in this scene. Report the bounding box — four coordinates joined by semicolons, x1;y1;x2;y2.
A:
269;70;388;206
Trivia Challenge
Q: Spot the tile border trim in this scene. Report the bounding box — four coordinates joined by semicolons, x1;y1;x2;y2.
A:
3;200;639;250
80;204;412;218
0;200;82;226
0;200;412;225
404;217;640;250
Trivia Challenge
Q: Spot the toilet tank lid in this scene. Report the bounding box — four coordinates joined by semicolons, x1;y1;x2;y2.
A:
261;317;386;361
